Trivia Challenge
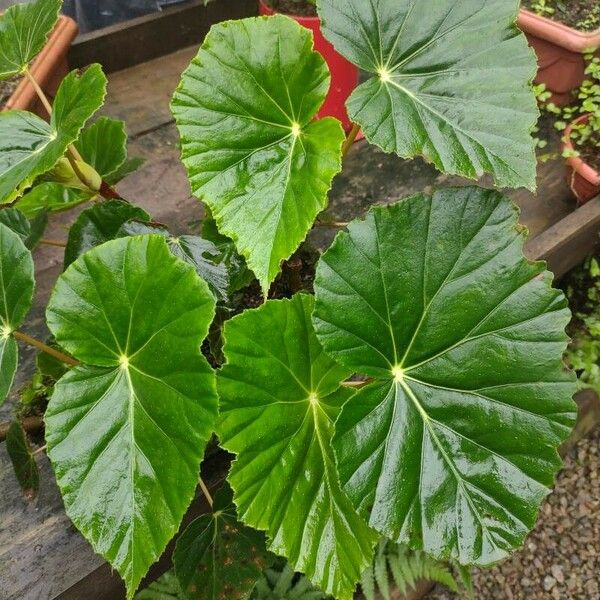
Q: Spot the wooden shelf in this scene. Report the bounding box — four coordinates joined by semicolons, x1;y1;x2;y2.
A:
69;0;257;73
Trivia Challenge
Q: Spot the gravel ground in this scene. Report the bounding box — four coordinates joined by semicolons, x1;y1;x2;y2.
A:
427;427;600;600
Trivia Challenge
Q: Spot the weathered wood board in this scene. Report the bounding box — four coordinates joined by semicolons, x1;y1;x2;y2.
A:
0;39;599;600
69;0;258;73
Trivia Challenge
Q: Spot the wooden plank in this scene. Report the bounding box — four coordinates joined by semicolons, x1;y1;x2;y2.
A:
101;48;197;138
0;449;106;600
525;196;600;277
69;0;257;74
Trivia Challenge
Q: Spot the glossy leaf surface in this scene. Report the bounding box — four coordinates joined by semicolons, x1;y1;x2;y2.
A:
0;65;107;204
45;235;218;598
317;0;538;189
218;295;376;599
0;0;61;79
0;207;47;249
0;336;17;407
75;116;128;179
104;157;145;186
313;188;577;565
172;16;345;292
119;221;229;302
15;183;92;218
202;214;254;295
64;200;150;267
6;421;40;500
0;223;35;405
174;484;272;599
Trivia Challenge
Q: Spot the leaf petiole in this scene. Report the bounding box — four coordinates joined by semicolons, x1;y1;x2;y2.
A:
341;123;361;157
40;238;66;248
32;444;47;456
13;331;79;367
198;477;214;508
23;68;53;116
24;68;124;201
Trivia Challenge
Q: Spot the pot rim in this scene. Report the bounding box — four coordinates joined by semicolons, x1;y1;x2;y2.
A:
562;113;600;185
3;15;78;113
518;8;600;53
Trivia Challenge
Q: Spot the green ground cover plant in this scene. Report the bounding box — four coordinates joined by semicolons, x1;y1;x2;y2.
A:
0;0;577;598
534;53;599;170
525;0;600;32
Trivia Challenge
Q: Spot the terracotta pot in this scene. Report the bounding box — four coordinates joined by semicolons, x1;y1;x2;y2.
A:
258;0;358;132
518;9;600;106
2;16;78;117
562;113;600;204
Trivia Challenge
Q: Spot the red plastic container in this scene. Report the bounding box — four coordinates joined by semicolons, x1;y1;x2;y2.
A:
562;114;600;205
518;9;600;106
259;0;358;132
2;16;78;117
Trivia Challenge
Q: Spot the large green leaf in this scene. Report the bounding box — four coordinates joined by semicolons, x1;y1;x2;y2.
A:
172;16;345;293
64;200;150;267
218;294;376;600
173;484;273;599
317;0;538;190
45;235;218;598
119;220;229;303
312;188;577;566
0;65;107;204
0;0;61;80
0;223;35;405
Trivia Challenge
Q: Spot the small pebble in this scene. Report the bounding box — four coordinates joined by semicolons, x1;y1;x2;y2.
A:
550;565;564;583
543;576;556;592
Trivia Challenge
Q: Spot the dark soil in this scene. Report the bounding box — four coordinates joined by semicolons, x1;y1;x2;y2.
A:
236;243;320;311
579;137;600;172
202;242;320;368
523;0;600;32
265;0;317;17
0;76;21;108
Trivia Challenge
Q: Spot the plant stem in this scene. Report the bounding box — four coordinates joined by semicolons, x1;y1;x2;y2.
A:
13;331;79;367
40;238;67;248
99;180;124;200
24;68;123;200
199;477;214;508
342;123;361;157
32;444;47;456
24;68;53;117
341;378;373;389
315;221;349;228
